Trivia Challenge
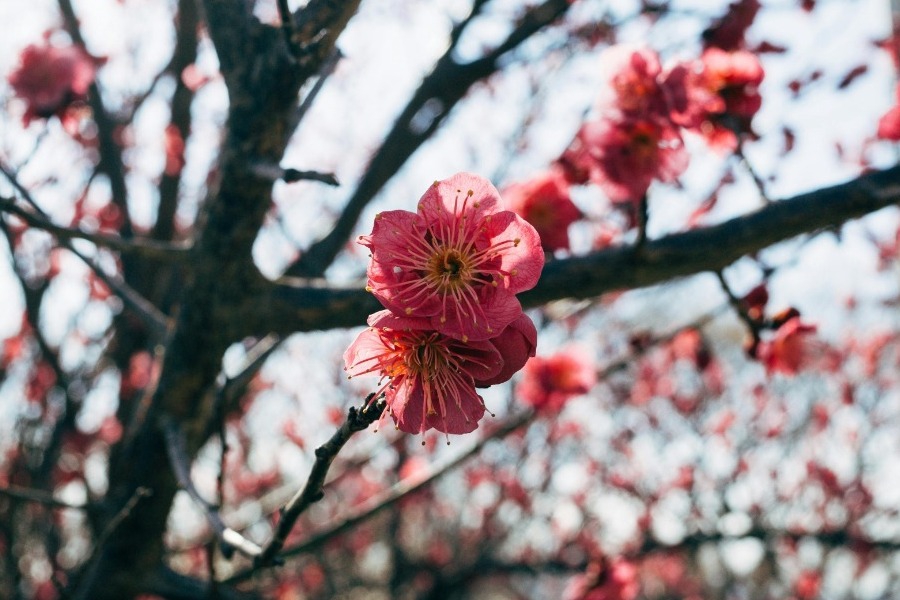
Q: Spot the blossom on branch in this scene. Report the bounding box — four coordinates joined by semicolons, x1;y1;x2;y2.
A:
562;116;688;204
602;46;670;120
692;48;765;148
877;83;900;141
565;559;640;600
755;313;820;375
8;42;96;125
517;345;597;412
360;172;543;341
503;168;581;251
343;310;536;436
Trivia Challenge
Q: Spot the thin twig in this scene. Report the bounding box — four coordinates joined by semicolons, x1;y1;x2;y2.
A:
276;0;297;54
715;270;764;348
252;396;386;569
224;408;528;584
634;193;649;252
290;48;343;131
248;163;339;186
0;197;191;259
0;484;85;509
203;334;283;440
70;487;153;600
735;142;770;204
0;162;170;337
161;415;263;560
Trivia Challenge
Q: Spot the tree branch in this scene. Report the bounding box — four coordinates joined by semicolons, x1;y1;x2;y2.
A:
0;196;191;260
285;0;574;277
0;163;171;337
58;0;133;236
161;415;263;560
224;409;529;584
0;485;85;510
252;396;386;570
69;487;152;600
249;164;900;336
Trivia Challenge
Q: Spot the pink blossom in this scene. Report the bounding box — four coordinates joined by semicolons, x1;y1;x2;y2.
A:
8;43;95;125
693;48;764;148
562;117;688;203
360;173;543;341
503;169;581;251
475;313;538;387
602;46;670;120
755;315;818;375
344;310;537;435
516;345;597;412
565;560;639;600
877;83;900;141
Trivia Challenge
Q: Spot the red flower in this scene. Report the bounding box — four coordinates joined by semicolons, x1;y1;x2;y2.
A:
694;48;764;148
877;83;900;141
344;310;536;435
8;42;95;125
565;560;639;600
476;313;538;386
360;173;543;341
756;315;818;375
563;116;688;204
602;46;670;120
516;345;597;412
503;169;581;251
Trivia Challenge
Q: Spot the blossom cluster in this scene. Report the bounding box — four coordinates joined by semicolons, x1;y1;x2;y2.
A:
505;41;764;252
7;41;96;127
344;173;544;437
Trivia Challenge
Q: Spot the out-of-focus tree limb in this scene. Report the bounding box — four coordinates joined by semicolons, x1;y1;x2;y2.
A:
80;2;369;598
0;197;191;259
0;485;85;510
224;409;533;585
253;164;900;336
252;397;386;570
58;0;133;237
285;0;575;277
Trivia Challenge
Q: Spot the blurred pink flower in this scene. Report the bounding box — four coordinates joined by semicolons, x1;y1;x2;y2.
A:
563;117;688;204
8;43;95;125
603;46;670;119
756;315;818;375
877;83;900;141
360;172;543;341
517;345;597;412
565;560;640;600
503;169;581;251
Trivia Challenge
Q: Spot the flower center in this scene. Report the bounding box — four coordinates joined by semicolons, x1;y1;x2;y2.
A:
427;248;472;290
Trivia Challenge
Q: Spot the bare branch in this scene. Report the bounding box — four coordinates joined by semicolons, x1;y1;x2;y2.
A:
224;409;529;584
0;162;171;337
58;0;133;236
70;487;153;600
276;0;297;55
249;163;339;186
0;484;85;510
252;396;386;570
285;0;574;277
250;164;900;337
0;197;191;260
289;0;362;71
161;415;263;560
290;47;343;131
